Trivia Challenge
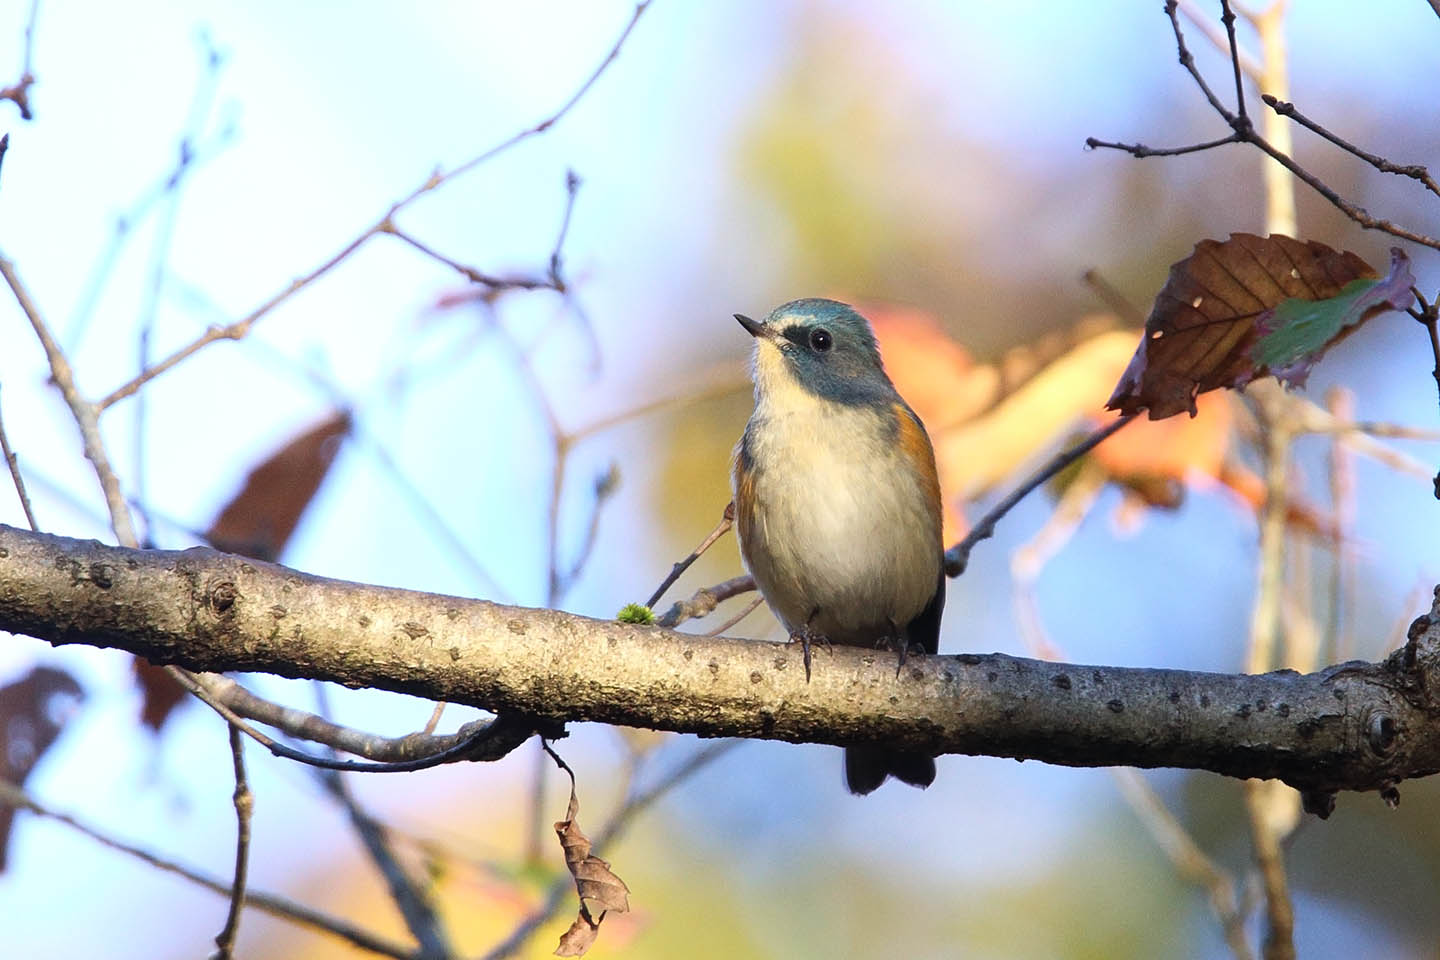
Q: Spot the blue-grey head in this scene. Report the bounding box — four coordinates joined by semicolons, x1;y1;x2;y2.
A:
734;298;896;407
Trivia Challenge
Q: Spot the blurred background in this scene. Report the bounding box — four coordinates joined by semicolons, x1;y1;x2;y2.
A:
1;1;1439;957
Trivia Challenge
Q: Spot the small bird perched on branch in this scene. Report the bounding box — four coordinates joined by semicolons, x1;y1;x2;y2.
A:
731;298;946;794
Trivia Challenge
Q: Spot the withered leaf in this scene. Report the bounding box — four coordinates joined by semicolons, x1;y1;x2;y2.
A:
554;912;600;957
553;781;629;957
133;656;187;733
0;666;84;870
206;411;352;561
1107;235;1414;419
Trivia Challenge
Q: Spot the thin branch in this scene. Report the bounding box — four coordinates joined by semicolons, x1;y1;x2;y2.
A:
1088;0;1440;251
313;686;452;960
385;226;556;291
1114;769;1255;960
1244;383;1299;960
0;254;138;546
703;594;765;637
1325;387;1357;661
0;778;415;960
657;574;756;629
1080;268;1146;326
1217;0;1248;124
212;725;252;960
1407;288;1440;430
0;384;39;531
96;0;652;411
1261;94;1440;201
0;0;39;119
549;170;581;290
1245;779;1297;960
944;413;1136;576
645;503;735;609
1177;0;1263;78
480;740;741;960
553;462;619;601
168;668;544;773
1084;133;1241;157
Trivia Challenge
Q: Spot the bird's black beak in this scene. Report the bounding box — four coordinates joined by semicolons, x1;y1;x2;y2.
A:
735;313;768;339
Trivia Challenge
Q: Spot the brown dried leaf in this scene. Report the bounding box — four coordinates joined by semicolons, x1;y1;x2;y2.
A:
552;782;629;956
133;656;187;733
1107;235;1411;420
0;666;84;870
206;411;352;561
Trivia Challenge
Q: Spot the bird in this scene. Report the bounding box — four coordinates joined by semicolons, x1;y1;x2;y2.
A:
730;297;946;795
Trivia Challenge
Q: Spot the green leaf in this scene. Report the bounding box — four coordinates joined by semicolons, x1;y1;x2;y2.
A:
1254;251;1415;386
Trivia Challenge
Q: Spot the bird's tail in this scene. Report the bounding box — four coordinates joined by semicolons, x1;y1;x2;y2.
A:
844;745;936;795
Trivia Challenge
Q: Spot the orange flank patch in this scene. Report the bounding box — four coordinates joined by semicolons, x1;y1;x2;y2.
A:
893;403;943;540
731;447;759;552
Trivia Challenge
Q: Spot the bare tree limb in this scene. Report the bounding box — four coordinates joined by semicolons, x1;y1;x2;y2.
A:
3;525;1440;808
0;777;415;959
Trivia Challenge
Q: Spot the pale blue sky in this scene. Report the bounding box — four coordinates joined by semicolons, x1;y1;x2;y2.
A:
2;2;1439;957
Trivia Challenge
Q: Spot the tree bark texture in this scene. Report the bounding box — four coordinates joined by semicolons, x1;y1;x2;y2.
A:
1;524;1437;811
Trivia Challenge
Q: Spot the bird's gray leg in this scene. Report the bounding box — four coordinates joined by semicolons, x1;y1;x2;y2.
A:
790;606;829;682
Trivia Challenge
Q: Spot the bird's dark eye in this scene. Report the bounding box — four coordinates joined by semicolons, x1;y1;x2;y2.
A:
809;328;832;352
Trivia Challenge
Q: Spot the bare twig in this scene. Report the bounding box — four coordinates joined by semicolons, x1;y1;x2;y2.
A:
1244;384;1299;960
134;33;228;546
1087;0;1440;250
1084;133;1241;157
553;462;620;601
657;574;757;629
0;384;39;531
96;0;653;411
1325;387;1357;661
1177;0;1262;78
312;686;452;960
481;740;741;960
421;700;447;736
645;504;736;609
703;594;765;637
212;725;252;960
1261;94;1440;201
1408;288;1440;429
168;668;543;772
0;255;138;546
1114;769;1255;960
944;413;1136;577
385;226;558;291
0;0;39;119
1245;779;1297;960
0;778;414;959
1080;268;1145;326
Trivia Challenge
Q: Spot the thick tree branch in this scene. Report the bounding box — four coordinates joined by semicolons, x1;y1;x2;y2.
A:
2;524;1439;808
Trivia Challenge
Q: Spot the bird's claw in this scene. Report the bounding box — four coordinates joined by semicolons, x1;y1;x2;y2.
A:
789;624;830;682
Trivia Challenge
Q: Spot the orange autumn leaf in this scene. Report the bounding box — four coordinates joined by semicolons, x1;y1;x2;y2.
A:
1090;391;1233;484
863;301;999;431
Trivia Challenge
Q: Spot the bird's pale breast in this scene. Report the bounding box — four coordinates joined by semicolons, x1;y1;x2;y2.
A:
734;400;941;645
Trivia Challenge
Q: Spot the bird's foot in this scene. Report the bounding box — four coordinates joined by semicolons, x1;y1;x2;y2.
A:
789;624;830;682
877;626;925;677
